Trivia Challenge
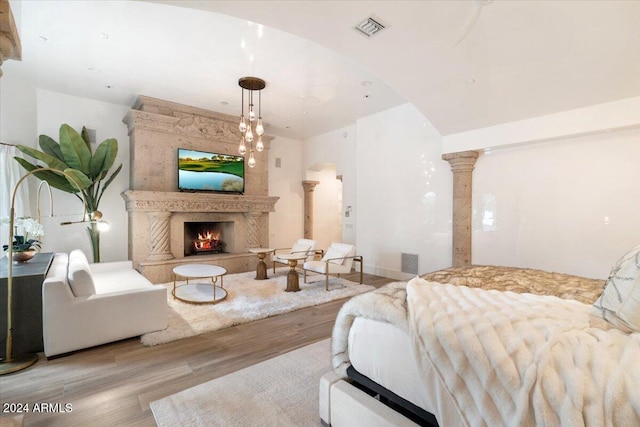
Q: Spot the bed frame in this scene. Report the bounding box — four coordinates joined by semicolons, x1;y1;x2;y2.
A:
319;369;437;427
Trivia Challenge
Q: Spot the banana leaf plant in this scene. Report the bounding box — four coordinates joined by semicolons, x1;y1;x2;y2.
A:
15;124;122;262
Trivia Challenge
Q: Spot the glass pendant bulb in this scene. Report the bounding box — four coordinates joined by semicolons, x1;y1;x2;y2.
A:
239;115;247;133
256;118;264;136
248;150;256;168
238;137;247;155
245;125;254;143
256;136;264;152
249;105;256;122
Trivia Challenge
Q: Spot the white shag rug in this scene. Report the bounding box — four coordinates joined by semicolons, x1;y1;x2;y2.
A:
141;269;373;346
150;339;330;426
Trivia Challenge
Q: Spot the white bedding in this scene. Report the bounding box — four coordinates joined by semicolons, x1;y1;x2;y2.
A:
333;278;640;427
348;317;462;425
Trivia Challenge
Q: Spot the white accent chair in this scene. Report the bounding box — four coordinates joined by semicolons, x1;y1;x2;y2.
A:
303;242;363;291
272;238;319;273
42;250;168;357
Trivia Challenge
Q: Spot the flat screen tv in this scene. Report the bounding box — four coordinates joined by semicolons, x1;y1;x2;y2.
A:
178;148;245;194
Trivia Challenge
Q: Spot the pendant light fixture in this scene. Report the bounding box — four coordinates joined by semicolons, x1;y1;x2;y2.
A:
238;77;266;167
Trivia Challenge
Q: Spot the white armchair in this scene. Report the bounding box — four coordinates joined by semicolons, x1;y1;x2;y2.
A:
303;242;363;291
272;238;319;273
42;250;168;357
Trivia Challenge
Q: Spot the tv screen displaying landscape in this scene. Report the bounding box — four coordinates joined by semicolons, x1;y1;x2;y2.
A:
178;148;245;193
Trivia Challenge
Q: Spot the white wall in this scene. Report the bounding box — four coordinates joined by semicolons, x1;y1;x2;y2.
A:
304;126;357;246
473;127;640;279
0;74;37;147
356;104;452;279
35;90;130;262
268;135;304;249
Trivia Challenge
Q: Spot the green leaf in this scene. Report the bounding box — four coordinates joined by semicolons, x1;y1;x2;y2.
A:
96;163;122;206
89;138;118;180
62;168;93;191
81;126;92;149
16;144;69;171
39;134;65;161
13;158;80;193
59;124;92;175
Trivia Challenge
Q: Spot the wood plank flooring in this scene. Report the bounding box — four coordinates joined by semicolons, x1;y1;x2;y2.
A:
0;272;394;427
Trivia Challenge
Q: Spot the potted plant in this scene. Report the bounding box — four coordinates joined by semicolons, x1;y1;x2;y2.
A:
2;217;44;262
14;124;122;263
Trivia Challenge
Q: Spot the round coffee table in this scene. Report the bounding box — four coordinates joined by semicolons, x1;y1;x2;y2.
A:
275;253;307;292
172;264;227;304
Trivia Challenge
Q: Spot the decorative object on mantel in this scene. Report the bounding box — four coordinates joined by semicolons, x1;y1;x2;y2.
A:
1;167;91;375
15;124;120;262
237;76;266;168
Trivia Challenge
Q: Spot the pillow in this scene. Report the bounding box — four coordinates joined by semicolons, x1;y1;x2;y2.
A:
322;246;350;265
592;244;640;332
67;249;96;297
290;242;312;255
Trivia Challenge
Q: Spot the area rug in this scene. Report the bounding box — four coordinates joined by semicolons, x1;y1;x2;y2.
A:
141;269;373;346
150;339;330;426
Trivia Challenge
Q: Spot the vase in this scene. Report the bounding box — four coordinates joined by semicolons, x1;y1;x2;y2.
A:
11;250;36;263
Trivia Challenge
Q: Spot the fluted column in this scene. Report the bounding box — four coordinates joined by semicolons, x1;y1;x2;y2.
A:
147;211;174;261
302;180;320;239
244;211;262;248
442;150;480;267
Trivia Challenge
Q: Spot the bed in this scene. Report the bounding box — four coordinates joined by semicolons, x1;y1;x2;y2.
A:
319;248;640;427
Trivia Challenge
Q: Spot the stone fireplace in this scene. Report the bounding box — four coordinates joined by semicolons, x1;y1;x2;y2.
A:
122;96;279;283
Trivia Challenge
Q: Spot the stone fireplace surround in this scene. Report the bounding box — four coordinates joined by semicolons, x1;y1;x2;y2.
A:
122;96;279;283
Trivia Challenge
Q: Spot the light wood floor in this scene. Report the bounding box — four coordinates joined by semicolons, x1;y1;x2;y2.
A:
0;272;394;427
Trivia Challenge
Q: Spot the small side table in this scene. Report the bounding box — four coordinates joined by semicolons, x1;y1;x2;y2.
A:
275;253;307;292
248;248;274;280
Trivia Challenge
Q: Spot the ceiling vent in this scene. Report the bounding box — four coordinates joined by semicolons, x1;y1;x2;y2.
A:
354;16;386;38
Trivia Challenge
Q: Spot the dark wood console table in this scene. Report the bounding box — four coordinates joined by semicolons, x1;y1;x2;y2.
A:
0;252;54;354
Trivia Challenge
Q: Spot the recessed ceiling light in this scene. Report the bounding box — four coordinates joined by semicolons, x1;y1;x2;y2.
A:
220;101;229;105
88;67;101;72
38;35;49;42
361;80;372;87
99;33;109;39
467;78;477;84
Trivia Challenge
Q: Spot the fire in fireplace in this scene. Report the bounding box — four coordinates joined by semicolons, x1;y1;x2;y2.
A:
184;222;227;256
193;230;224;254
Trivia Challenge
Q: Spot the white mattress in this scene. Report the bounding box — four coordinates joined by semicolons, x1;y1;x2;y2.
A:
347;317;463;426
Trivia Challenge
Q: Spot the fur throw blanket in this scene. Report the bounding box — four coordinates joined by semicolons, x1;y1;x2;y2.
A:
332;278;640;426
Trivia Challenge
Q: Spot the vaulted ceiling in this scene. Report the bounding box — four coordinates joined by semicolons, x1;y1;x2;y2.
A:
6;0;640;139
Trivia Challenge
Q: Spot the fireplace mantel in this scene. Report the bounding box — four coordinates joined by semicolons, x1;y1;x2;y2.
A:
122;190;279;213
122;96;278;283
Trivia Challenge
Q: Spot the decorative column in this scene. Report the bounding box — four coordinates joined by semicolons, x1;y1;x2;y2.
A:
244;211;262;248
302;181;320;239
147;211;174;261
442;150;480;267
0;0;22;79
